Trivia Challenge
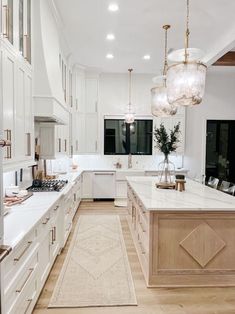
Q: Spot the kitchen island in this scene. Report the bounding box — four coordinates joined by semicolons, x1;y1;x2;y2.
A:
126;176;235;287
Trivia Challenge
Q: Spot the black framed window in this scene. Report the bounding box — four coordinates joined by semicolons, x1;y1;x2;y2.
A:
104;119;153;155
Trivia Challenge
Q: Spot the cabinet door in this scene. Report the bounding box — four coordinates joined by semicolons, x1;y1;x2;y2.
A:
77;113;86;153
2;49;15;161
15;65;25;161
38;232;51;288
50;214;60;263
82;172;93;198
1;0;13;44
85;78;98;113
24;71;33;159
85;113;98;153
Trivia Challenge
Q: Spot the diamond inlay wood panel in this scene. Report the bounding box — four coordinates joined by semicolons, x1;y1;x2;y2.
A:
180;222;226;267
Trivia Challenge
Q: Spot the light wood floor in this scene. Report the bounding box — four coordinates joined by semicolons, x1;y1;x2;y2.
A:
33;201;235;314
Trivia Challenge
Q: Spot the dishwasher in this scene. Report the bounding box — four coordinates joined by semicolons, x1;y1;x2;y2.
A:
93;172;116;199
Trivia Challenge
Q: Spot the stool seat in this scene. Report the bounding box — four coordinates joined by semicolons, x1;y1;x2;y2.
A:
175;179;186;192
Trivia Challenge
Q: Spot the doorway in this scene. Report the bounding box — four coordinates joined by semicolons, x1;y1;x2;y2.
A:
206;120;235;183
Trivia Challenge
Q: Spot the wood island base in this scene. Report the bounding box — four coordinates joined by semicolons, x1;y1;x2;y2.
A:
127;182;235;287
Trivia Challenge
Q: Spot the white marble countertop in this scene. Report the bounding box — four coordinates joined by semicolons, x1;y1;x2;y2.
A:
3;171;82;249
126;176;235;211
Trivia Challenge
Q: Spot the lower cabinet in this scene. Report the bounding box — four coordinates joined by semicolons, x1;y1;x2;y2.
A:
82;171;93;199
2;176;81;314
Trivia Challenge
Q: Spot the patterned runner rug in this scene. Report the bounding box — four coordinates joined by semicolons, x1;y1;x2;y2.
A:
48;215;137;308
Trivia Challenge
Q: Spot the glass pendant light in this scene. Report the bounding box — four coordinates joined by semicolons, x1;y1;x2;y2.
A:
151;25;177;117
166;0;207;107
124;69;135;124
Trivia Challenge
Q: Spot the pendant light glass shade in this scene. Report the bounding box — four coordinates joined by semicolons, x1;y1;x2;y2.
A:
124;69;135;123
166;0;207;107
124;111;135;124
151;76;177;117
167;61;206;106
151;25;177;117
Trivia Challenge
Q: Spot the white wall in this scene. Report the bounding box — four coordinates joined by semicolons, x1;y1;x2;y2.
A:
184;67;235;180
99;73;153;116
96;73;183;168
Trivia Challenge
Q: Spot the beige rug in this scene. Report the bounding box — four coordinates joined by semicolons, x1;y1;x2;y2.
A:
49;215;137;308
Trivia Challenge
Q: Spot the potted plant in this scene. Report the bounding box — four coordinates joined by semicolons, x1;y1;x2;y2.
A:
154;122;181;187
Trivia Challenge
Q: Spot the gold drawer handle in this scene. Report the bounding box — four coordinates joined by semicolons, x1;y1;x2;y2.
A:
24;298;33;314
2;5;9;38
14;241;32;262
54;205;59;211
16;267;34;293
138;241;146;255
42;217;50;225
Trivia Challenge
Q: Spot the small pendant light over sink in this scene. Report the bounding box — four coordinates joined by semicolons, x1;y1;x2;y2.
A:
151;25;177;117
166;0;207;107
124;69;135;124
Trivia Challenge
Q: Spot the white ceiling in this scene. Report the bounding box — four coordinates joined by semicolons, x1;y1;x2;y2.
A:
53;0;235;73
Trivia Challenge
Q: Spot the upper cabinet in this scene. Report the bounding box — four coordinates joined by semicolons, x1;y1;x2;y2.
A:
2;0;13;44
85;78;98;113
19;0;31;62
1;0;31;64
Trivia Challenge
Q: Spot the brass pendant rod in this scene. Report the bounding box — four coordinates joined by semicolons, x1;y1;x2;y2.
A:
163;25;170;76
128;68;133;109
184;0;190;63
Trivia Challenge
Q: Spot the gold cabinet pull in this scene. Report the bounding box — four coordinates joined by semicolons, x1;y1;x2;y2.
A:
64;139;67;152
14;241;32;262
23;34;29;60
53;226;56;242
54;205;59;211
4;129;12;159
25;133;31;156
42;217;50;225
58;138;61;152
0;139;11;147
24;298;33;314
2;5;9;38
16;267;34;293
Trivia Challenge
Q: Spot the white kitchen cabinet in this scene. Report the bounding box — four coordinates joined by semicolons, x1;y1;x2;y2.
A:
74;69;85;112
82;171;93;199
39;124;69;159
85;113;98;153
2;175;82;314
2;47;15;164
49;207;60;263
1;38;34;171
1;0;31;63
85;78;98;113
71;73;99;155
1;0;14;45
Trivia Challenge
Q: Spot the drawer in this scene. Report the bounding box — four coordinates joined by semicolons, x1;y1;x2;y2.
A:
4;248;38;313
37;212;52;240
3;229;37;285
137;222;148;252
9;274;37;314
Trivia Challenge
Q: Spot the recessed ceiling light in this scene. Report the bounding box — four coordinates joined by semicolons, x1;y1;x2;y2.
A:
106;53;114;59
108;3;119;12
106;33;115;41
143;55;151;60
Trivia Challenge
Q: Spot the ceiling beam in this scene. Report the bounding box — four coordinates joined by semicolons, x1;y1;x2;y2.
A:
213;51;235;66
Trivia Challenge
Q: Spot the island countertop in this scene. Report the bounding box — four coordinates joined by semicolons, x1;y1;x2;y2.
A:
126;176;235;211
